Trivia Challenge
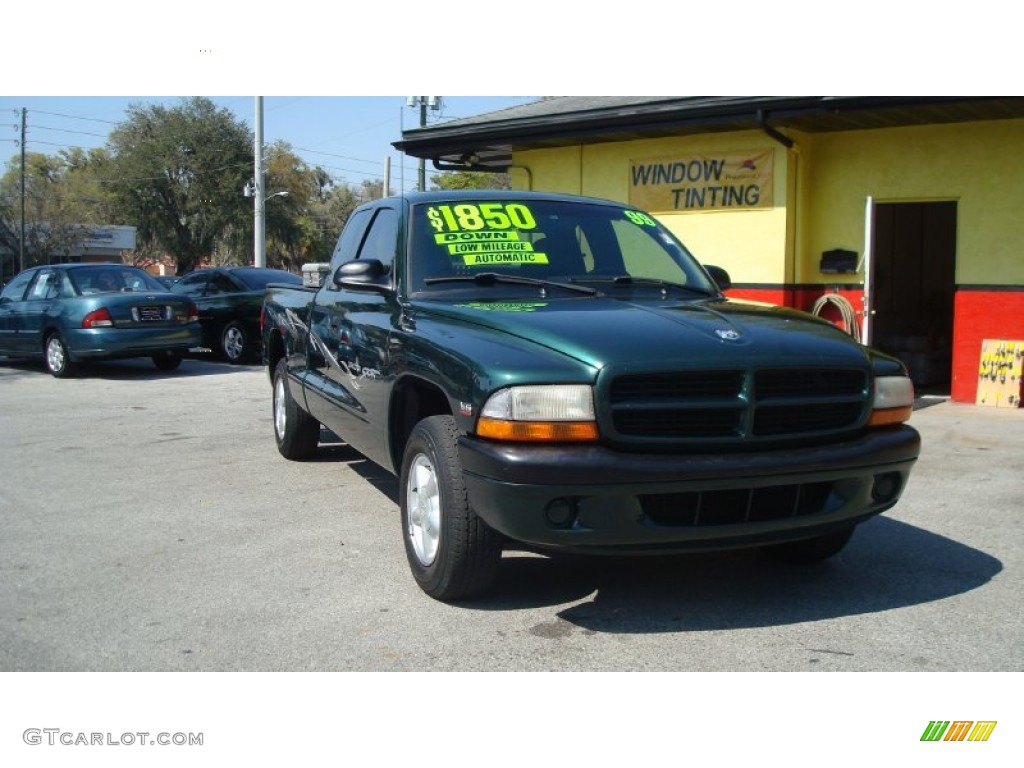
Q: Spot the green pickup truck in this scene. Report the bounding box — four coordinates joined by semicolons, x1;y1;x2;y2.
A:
262;190;920;601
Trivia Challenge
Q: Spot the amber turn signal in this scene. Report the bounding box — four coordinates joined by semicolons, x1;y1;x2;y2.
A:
476;418;599;442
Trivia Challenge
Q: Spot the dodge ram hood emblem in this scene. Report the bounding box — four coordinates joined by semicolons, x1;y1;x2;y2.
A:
715;328;742;341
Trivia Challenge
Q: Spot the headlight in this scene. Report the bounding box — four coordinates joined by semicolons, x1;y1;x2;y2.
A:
477;385;599;442
868;376;915;426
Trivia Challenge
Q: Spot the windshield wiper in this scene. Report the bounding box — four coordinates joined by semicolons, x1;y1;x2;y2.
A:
425;272;597;296
570;275;716;297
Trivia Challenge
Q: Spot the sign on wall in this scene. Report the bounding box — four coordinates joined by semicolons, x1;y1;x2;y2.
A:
976;338;1024;407
629;149;774;213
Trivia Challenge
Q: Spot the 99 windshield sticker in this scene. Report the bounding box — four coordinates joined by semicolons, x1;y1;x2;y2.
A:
624;210;658;227
427;203;549;266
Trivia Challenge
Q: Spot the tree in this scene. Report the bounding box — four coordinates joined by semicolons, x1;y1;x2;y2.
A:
430;170;511;191
0;149;111;273
106;97;252;275
304;182;363;263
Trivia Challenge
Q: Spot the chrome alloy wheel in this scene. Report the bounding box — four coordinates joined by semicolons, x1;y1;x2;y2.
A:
223;325;245;361
273;375;287;439
46;336;66;373
406;453;441;566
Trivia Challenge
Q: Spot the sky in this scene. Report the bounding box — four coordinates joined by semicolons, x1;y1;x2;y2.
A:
0;95;538;194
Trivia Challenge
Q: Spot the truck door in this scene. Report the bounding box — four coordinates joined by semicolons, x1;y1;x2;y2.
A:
306;206;399;465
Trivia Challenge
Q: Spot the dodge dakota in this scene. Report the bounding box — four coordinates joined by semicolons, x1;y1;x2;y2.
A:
262;190;920;601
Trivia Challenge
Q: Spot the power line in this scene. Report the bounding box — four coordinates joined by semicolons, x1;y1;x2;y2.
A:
29;109;121;124
17;105;411;187
31;124;110;139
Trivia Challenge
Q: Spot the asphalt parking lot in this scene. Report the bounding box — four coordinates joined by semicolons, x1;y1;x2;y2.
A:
1;356;1022;672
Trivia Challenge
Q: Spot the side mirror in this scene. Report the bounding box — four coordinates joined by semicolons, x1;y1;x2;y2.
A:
333;259;391;291
704;265;732;292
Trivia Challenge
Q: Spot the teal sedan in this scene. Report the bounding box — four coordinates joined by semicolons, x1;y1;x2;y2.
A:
0;263;202;377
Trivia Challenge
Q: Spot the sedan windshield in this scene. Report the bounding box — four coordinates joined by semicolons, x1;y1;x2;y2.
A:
70;266;166;295
408;198;717;296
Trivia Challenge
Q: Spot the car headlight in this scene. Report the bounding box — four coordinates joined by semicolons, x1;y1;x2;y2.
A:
477;384;599;442
868;376;915;426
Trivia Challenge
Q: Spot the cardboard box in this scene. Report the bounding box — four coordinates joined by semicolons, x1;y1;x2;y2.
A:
976;339;1024;407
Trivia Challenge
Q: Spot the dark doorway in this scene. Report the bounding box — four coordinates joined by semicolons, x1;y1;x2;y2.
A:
870;201;957;393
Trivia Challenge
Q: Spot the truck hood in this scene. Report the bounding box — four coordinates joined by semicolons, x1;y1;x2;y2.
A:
417;296;871;371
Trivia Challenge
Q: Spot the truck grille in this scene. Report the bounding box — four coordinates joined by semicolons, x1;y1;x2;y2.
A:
607;368;868;445
640;481;835;527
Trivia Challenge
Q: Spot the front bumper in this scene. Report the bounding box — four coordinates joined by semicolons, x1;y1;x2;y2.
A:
458;426;920;554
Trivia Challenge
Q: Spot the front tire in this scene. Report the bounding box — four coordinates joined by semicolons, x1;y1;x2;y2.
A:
272;358;320;459
45;333;77;378
400;415;501;601
221;320;249;364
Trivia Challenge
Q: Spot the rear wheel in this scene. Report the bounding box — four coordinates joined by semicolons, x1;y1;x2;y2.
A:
272;358;320;459
44;333;77;378
766;526;855;564
400;415;502;601
152;352;182;371
221;320;249;364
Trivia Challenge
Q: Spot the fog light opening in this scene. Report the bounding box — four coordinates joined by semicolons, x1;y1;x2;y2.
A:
544;498;579;529
871;472;902;503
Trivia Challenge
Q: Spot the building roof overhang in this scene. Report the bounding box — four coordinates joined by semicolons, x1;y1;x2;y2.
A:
393;96;1024;172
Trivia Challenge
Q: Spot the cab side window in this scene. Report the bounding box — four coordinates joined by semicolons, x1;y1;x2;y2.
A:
327;208;373;289
357;209;398;271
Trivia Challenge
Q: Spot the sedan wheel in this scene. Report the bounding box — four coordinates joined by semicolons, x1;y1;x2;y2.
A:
45;334;76;378
221;321;248;364
152;352;182;371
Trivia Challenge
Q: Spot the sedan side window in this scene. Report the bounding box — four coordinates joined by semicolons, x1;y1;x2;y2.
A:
205;274;240;296
173;273;210;299
28;270;60;300
1;270;35;301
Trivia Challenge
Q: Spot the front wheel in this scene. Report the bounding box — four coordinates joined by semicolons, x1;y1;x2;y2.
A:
45;333;77;378
400;415;501;601
272;358;320;459
221;320;249;364
765;526;855;564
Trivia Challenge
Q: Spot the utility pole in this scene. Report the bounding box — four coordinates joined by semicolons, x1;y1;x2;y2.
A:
20;107;26;272
254;97;266;269
418;99;426;192
407;97;441;192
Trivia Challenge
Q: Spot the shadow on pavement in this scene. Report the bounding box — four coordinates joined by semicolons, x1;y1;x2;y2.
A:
457;517;1001;632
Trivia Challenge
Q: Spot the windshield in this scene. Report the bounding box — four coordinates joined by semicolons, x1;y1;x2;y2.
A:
408;198;716;296
69;266;167;295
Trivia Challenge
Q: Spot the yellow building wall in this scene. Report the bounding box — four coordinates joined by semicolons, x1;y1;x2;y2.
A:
513;131;793;284
510;118;1024;287
803;119;1024;285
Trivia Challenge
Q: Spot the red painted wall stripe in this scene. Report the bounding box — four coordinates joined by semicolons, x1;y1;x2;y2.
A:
952;289;1024;403
725;285;1024;403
